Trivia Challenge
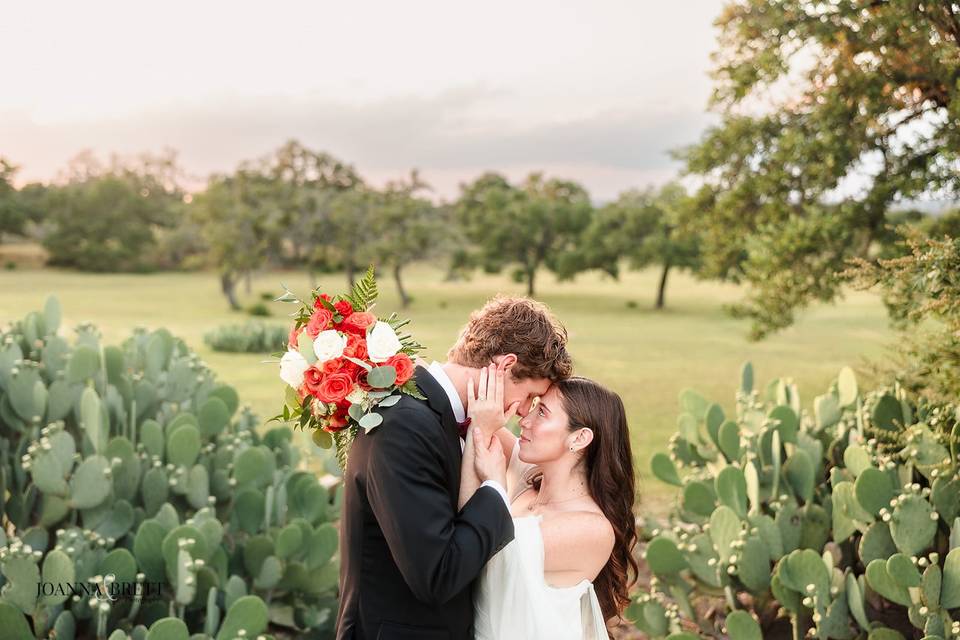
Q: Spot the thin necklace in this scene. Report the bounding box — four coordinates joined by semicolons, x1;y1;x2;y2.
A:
527;487;590;511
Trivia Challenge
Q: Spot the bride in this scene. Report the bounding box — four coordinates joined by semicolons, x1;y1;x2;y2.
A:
459;363;638;639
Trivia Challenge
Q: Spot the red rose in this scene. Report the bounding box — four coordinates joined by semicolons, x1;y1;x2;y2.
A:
303;366;325;398
338;358;360;381
315;372;353;404
334;300;354;319
313;293;332;310
326;409;349;432
341;311;376;335
385;353;415;385
343;333;368;360
306;309;334;338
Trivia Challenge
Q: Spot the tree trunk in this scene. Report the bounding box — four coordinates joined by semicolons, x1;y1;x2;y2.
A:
394;263;411;308
526;268;536;297
346;262;356;289
655;260;672;310
244;269;252;294
220;272;241;310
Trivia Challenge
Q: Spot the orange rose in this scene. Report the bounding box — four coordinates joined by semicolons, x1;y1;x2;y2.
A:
318;357;340;375
306;308;334;338
343;332;368;360
303;366;325;398
288;326;301;349
341;311;376;334
315;372;353;404
385;353;415;385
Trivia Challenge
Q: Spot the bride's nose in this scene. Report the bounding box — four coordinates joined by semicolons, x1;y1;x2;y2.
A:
518;412;532;428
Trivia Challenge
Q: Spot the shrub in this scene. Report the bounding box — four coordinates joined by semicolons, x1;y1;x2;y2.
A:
635;362;960;640
0;296;340;639
245;303;271;318
203;322;288;354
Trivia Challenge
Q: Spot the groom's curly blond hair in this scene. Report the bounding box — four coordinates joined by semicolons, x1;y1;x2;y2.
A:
447;295;572;381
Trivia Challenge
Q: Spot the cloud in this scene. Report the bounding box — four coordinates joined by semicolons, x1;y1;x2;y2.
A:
1;88;714;200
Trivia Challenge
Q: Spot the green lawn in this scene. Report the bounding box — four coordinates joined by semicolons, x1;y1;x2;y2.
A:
1;264;896;515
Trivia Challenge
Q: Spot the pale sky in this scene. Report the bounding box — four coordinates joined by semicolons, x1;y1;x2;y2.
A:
1;0;723;200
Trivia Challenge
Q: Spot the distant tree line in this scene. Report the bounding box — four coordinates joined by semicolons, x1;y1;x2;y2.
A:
0;141;711;310
0;138;956;323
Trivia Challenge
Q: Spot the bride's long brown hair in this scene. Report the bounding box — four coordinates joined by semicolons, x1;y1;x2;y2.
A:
555;377;638;626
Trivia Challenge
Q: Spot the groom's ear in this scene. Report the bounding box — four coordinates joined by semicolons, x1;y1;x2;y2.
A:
493;353;518;370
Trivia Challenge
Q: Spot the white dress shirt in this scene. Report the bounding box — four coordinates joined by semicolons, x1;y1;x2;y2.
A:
426;361;510;508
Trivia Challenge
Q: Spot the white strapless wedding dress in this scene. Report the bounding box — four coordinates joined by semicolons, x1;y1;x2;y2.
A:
473;443;609;640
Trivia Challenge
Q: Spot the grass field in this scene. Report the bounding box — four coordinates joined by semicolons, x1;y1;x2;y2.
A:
1;263;897;514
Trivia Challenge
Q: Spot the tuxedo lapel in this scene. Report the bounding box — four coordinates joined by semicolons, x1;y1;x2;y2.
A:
412;365;463;462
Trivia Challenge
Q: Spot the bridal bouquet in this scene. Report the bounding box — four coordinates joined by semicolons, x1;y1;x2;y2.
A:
269;266;424;466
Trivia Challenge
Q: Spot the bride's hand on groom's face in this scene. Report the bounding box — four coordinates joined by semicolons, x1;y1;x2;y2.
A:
467;362;521;439
472;426;506;486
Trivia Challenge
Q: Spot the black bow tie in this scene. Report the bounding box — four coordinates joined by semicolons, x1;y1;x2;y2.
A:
457;416;472;439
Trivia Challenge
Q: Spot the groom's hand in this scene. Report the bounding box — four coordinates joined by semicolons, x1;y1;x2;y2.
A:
472;426;507;488
467;362;521;439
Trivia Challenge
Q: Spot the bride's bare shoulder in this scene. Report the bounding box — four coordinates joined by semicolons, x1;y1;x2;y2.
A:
540;511;615;556
547;509;613;533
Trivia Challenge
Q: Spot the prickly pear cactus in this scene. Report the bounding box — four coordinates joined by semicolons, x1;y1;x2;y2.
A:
0;297;341;638
636;362;960;639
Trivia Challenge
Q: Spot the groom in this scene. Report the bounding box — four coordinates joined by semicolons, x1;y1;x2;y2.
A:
336;295;573;640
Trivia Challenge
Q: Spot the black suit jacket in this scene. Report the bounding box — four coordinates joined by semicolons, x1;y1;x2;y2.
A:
336;365;515;640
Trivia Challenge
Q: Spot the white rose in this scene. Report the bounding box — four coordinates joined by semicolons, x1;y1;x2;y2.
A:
367;321;402;363
313;329;347;363
279;349;309;388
